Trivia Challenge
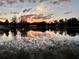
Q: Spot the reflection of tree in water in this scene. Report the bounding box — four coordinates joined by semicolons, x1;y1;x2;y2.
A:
0;29;9;36
0;28;79;37
11;29;17;36
0;29;17;36
18;29;79;37
66;29;79;36
5;30;9;36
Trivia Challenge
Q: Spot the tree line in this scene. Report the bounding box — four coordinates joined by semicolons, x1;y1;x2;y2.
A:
0;17;79;29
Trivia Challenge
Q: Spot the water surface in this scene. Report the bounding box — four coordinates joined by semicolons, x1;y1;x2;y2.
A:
0;29;79;59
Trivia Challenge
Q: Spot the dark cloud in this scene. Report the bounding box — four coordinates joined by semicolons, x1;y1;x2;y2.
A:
6;0;17;4
19;0;25;3
20;0;37;3
59;0;71;2
58;0;71;3
23;8;32;13
49;13;54;16
64;11;72;14
10;11;19;14
39;0;48;3
0;0;72;7
0;2;4;6
53;1;58;4
0;0;17;6
47;13;54;18
0;0;40;6
52;1;59;5
52;0;71;5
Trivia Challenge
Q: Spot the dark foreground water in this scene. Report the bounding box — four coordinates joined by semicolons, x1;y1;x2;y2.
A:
0;29;79;59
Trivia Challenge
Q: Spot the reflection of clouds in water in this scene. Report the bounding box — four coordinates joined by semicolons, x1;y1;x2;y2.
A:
27;30;58;37
0;31;14;42
0;30;79;49
0;31;21;42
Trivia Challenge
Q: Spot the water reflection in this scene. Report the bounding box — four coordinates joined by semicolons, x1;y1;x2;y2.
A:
0;28;79;37
0;28;79;48
0;29;79;59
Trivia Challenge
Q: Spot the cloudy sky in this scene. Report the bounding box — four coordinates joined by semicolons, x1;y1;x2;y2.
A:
0;0;79;21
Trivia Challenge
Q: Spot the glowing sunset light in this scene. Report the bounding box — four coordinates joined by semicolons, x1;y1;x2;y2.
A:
35;5;46;13
20;14;55;23
26;30;58;38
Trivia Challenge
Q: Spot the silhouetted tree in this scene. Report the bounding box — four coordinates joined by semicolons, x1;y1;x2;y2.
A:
4;19;9;25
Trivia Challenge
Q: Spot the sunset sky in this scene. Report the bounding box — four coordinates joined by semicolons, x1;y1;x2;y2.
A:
0;0;79;22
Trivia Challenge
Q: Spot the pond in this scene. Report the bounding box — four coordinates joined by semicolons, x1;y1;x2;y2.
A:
0;29;79;59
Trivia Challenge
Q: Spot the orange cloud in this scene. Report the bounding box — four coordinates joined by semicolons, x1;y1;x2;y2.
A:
20;14;52;23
